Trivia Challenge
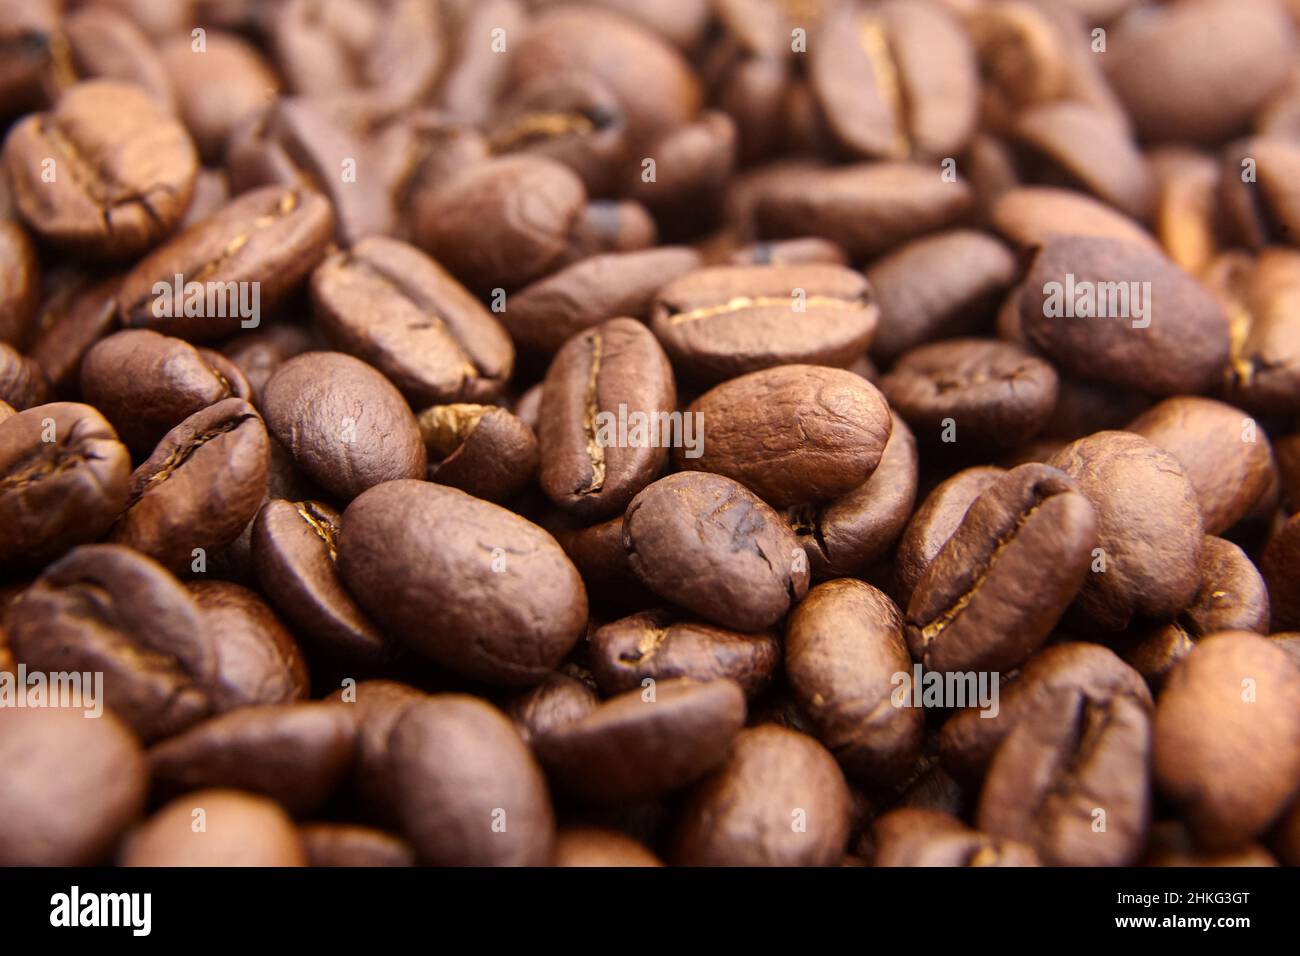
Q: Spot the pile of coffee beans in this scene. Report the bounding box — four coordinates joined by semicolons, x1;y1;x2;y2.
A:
3;0;1300;869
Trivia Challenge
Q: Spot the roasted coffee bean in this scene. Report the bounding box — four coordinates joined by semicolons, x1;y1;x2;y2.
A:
159;31;280;162
785;580;923;784
56;5;174;108
338;480;587;685
251;499;389;664
506;671;600;747
80;329;244;454
678;365;891;507
650;264;878;385
120;789;306;866
1216;136;1300;250
1020;236;1230;396
1261;512;1300;631
327;679;425;823
539;317;675;521
220;323;315;406
1148;147;1220;276
940;642;1153;781
786;412;918;580
413;156;586;294
1127;397;1275;535
0;220;38;346
418;404;538;504
589;609;780;699
1208;249;1300;415
1048;432;1204;630
1105;0;1297;145
109;398;269;572
907;464;1097;673
1118;536;1271;688
627;111;736;233
503;247;701;356
1154;632;1300;849
1277;432;1300;515
261;352;425;502
754;162;974;261
553;827;663;867
1144;821;1278;868
672;724;852;867
311;237;514;406
566;199;659;259
809;0;978;161
550;514;651;603
0;706;147;866
896;465;1004;601
535;678;746;803
27;275;119;395
0;339;48;409
0;0;56;116
866;230;1017;364
870;808;1039;867
0;403;131;565
117;186;333;342
882;339;1058;450
388;695;555;866
976;682;1152;866
506;5;700;148
5;544;216;741
300;823;415;868
148;703;355;815
990;186;1160;253
2;80;196;258
623;472;809;632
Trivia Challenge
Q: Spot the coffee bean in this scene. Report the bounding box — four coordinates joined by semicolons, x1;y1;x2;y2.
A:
388;695;554;866
504;247;701;355
506;671;600;747
907;463;1097;673
1261;512;1300;631
117;185;333;342
895;465;1004;602
809;0;978;161
0;220;38;346
589;609;780;698
413;156;586;294
0;339;47;409
535;678;746;803
882;339;1058;450
27;275;119;395
159;31;280;162
1208;249;1300;415
1128;396;1275;535
109;398;269;572
2;80;196;258
650;264;878;385
311;237;514;405
990;186;1160;253
418;404;538;504
550;514;651;604
539;317;675;521
58;6;174;108
1118;536;1271;688
623;472;809;632
148;703;355;815
121;789;306;866
1020;236;1230;396
300;823;415;868
261;352;425;502
678;364;892;507
870;808;1039;867
6;544;216;741
755;162;974;261
940;642;1153;780
219;323;315;406
1154;631;1300;848
326;678;425;823
0;0;55;116
338;480;587;685
977;682;1151;866
672;724;851;866
553;826;663;867
1144;820;1279;868
866;230;1016;364
1105;0;1296;145
785;579;923;784
80;329;243;454
1048;432;1204;629
0;403;131;565
786;411;918;580
0;706;147;865
1148;148;1220;275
